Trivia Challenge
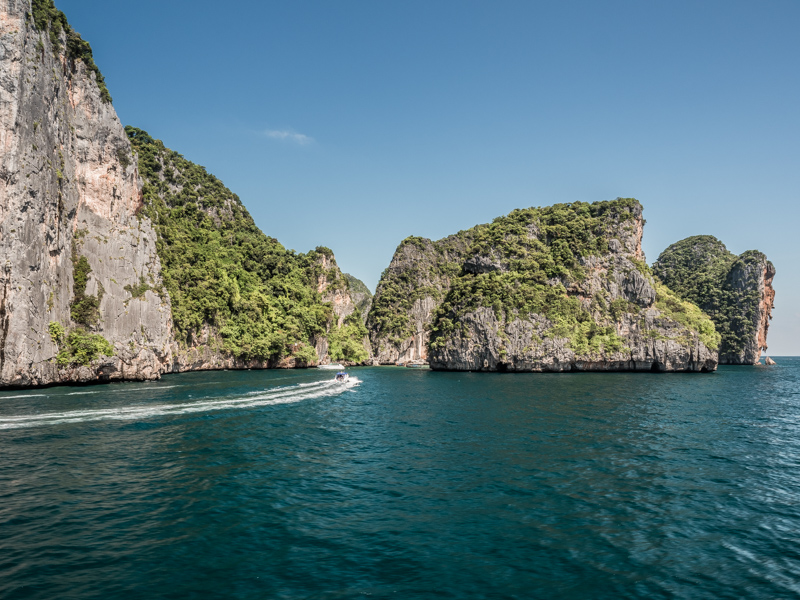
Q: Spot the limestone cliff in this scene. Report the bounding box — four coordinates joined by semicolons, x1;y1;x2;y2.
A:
0;1;171;386
317;253;357;327
653;236;775;364
366;233;474;363
368;199;719;372
312;252;371;365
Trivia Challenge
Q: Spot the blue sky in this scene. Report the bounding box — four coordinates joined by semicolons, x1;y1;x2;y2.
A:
58;0;799;355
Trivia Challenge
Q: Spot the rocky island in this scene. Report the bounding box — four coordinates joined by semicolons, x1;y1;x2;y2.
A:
368;199;720;372
653;236;775;365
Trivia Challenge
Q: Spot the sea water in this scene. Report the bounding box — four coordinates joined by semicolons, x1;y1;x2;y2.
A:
1;360;799;599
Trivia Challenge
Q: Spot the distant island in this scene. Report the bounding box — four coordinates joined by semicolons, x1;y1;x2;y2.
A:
0;0;775;387
654;236;774;365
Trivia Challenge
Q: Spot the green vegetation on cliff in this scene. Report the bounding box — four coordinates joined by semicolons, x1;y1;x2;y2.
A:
371;199;648;351
430;272;627;354
344;274;370;299
467;198;639;275
652;236;733;306
327;313;370;363
126;127;364;363
49;321;114;367
56;329;115;367
70;249;100;327
653;236;769;358
29;0;112;103
429;200;643;354
52;237;116;365
370;197;718;362
369;233;472;346
653;282;720;350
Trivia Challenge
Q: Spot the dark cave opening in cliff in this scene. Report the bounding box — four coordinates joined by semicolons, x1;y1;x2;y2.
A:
497;362;509;373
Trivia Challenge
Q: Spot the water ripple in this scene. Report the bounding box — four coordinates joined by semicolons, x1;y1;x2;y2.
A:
0;363;799;599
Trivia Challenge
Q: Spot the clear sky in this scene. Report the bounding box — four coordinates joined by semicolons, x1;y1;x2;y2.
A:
57;0;799;355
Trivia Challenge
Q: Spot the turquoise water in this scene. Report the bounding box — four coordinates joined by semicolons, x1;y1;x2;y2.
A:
1;360;799;599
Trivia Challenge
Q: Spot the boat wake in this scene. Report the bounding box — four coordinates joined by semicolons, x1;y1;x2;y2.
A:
0;377;361;430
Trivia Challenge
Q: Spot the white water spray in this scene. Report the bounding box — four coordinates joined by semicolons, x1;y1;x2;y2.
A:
0;377;361;430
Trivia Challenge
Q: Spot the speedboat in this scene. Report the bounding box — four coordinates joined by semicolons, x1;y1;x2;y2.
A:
334;371;349;383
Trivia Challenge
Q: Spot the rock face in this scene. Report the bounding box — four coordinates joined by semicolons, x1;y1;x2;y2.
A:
368;199;719;372
653;236;775;365
312;254;371;365
366;233;473;364
317;254;357;327
0;1;172;386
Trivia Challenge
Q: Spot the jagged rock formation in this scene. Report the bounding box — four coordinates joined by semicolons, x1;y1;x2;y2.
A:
312;254;371;365
367;199;719;372
0;0;172;386
653;235;775;364
318;255;357;327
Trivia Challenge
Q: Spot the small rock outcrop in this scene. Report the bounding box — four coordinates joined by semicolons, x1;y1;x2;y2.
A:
368;199;719;372
653;235;775;365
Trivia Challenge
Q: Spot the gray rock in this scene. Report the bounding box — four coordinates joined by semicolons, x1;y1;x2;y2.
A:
0;7;171;386
428;307;716;373
721;253;775;364
463;254;506;274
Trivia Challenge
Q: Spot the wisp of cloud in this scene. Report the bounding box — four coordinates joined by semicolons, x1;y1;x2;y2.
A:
265;129;313;145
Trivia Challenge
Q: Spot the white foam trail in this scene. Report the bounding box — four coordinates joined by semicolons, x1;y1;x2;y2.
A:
139;385;183;390
0;394;48;399
0;379;359;430
66;391;99;396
